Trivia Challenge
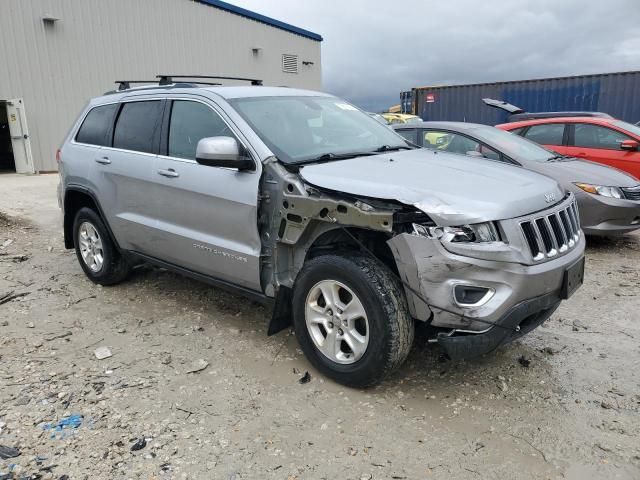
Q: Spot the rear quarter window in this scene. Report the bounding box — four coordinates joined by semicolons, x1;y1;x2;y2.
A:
75;104;118;146
113;101;163;154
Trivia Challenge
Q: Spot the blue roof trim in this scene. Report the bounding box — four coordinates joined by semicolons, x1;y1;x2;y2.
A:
194;0;323;42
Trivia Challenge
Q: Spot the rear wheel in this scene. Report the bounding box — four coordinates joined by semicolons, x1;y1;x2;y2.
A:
73;207;131;285
292;254;414;388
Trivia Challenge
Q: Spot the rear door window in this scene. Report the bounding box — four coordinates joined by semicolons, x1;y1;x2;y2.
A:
573;123;631;149
523;123;565;145
75;104;118;146
113;101;163;154
168;100;235;160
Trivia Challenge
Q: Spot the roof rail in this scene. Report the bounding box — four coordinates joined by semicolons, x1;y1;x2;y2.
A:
115;80;159;91
157;74;263;86
107;79;224;95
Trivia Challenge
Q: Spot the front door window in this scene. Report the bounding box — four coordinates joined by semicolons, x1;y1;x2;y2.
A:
423;130;500;161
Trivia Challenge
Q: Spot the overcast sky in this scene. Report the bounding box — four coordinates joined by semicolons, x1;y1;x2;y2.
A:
232;0;640;111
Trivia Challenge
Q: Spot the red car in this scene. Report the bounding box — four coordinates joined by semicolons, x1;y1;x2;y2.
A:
496;117;640;180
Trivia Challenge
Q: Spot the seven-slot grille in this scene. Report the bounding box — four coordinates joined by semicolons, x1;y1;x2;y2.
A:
520;200;581;261
622;185;640;201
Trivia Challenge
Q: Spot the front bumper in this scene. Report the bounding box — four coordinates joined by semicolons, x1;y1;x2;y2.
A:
437;290;561;359
387;232;585;332
575;190;640;235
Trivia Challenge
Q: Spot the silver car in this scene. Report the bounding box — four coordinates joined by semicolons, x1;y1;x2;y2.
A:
58;81;585;387
394;122;640;236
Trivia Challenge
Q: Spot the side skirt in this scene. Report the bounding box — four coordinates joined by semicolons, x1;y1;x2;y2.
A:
127;251;274;308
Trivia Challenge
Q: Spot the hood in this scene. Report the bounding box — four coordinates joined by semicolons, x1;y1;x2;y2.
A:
482;98;525;114
525;158;639;188
299;149;564;226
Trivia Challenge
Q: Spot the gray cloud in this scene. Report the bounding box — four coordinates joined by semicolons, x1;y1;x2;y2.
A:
233;0;640;111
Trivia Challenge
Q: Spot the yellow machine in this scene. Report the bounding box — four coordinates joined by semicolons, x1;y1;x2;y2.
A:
381;113;422;125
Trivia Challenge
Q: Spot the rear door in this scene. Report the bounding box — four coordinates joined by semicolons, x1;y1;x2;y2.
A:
88;98;164;254
151;97;262;291
521;122;570;156
564;123;640;178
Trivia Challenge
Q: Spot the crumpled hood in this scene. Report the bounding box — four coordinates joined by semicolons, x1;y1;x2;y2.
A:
299;149;564;226
525;158;639;188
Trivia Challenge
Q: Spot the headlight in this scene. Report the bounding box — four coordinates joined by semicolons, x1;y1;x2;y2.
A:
575;183;623;199
413;222;500;243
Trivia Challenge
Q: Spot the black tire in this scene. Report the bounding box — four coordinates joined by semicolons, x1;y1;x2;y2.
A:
72;207;131;285
292;254;414;388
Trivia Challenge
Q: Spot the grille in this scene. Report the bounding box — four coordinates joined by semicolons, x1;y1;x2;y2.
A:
622;185;640;201
282;54;298;74
520;200;581;261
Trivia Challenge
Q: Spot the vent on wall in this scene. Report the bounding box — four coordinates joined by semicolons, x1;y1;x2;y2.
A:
282;54;298;74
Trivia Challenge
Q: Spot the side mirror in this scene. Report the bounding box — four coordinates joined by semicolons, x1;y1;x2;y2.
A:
620;140;639;152
195;137;254;171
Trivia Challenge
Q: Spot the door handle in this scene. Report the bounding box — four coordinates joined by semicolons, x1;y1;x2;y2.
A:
157;168;179;178
95;156;111;165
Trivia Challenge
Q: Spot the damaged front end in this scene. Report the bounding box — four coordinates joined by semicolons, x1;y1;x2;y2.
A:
259;159;585;360
387;193;585;359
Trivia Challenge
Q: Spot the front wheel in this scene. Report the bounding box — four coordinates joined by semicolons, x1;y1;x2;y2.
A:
292;254;414;388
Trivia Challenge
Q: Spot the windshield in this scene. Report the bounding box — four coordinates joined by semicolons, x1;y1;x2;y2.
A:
229;96;409;164
473;126;558;162
612;120;640;137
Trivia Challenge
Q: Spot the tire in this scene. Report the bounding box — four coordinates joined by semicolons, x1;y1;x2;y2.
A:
72;207;131;285
292;254;414;388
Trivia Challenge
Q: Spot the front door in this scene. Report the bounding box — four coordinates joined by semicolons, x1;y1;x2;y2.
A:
564;123;640;179
151;98;262;291
6;99;35;173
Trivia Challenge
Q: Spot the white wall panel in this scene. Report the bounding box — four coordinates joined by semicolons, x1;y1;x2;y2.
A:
0;0;322;171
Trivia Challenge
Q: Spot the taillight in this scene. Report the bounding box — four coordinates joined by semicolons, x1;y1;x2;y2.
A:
56;149;61;164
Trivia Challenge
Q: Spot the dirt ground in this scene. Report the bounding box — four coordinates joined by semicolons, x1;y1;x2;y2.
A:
0;173;639;480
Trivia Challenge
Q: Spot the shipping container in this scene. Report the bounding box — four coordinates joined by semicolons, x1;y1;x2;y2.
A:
409;70;640;125
400;91;413;114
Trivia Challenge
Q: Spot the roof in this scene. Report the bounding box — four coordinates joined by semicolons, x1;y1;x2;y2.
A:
497;117;619;129
194;0;323;42
96;85;331;104
202;85;331;99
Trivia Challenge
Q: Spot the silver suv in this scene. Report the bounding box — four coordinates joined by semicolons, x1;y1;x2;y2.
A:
58;79;585;387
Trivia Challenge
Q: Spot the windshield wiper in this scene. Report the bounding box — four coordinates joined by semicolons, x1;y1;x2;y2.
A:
547;154;568;161
298;151;378;164
297;146;413;165
373;145;413;153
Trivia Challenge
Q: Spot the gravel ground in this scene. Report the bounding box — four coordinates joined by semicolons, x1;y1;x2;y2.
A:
0;174;639;480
